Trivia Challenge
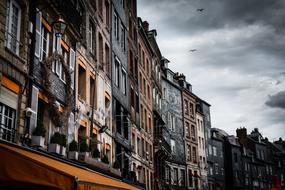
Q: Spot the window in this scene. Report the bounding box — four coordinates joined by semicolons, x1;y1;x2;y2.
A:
105;1;110;27
214;163;219;174
192;147;197;163
185;122;190;138
5;0;21;55
209;144;212;155
90;77;96;107
191;125;196;139
114;12;119;40
184;99;189;115
0;103;16;142
78;65;86;101
209;166;213;175
120;23;125;50
189;169;193;187
89;19;96;55
165;166;170;184
171;139;175;154
180;169;185;187
173;168;178;185
121;68;126;94
115;58;120;86
34;11;51;61
170;114;175;132
187;144;191;161
213;146;217;156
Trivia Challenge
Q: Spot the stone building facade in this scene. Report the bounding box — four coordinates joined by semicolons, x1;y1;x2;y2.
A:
75;0;113;164
137;18;155;190
161;65;186;189
177;74;199;189
111;0;131;175
27;0;81;148
196;103;207;190
0;0;29;144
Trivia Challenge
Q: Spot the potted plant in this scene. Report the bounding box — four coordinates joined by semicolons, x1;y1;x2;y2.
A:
48;132;61;154
31;123;46;147
92;148;101;161
79;140;89;161
68;140;78;160
102;154;109;164
60;134;67;156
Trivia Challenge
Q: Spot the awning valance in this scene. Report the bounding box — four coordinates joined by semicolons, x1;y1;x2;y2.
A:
0;142;140;190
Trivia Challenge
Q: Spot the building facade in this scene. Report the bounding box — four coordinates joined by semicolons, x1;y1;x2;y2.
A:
196;103;207;190
27;0;81;150
0;0;29;144
137;18;155;190
208;128;226;190
161;66;186;189
178;74;200;190
111;0;131;176
75;0;113;165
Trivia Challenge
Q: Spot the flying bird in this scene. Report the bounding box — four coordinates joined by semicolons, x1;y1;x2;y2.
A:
189;49;197;52
197;8;204;12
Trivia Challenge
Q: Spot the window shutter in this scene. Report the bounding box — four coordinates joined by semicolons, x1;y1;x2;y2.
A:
69;48;76;88
35;11;42;58
68;112;75;143
29;86;39;134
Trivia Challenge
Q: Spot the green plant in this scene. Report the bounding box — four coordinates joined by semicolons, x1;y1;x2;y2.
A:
69;140;78;151
92;148;100;158
79;141;89;152
50;132;61;144
113;160;120;169
32;123;46;137
102;154;109;164
60;134;67;147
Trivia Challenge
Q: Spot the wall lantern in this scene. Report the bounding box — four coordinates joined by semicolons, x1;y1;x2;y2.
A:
52;15;67;37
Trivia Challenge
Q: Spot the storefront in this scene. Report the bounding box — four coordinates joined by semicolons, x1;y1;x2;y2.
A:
0;141;141;190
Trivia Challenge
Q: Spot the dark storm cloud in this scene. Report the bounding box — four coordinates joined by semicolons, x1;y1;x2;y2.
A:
265;91;285;109
137;0;285;139
141;0;285;34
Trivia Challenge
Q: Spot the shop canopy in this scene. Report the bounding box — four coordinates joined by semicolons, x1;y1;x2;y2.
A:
0;142;140;190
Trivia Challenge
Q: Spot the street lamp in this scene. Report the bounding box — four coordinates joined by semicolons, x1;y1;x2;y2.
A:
52;15;67;37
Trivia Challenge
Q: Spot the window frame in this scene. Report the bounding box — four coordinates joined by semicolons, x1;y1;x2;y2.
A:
5;0;21;55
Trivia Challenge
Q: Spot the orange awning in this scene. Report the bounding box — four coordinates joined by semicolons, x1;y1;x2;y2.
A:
0;142;141;190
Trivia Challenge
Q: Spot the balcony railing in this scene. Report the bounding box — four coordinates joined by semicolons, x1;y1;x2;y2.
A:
0;123;16;143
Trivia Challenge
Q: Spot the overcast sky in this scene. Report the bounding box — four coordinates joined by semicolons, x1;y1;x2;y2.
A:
138;0;285;140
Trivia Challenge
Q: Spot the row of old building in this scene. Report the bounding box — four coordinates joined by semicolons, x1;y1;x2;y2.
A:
207;127;285;190
0;0;208;189
1;0;284;190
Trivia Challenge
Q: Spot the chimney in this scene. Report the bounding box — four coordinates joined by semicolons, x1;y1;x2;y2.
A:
142;21;149;32
236;127;247;145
